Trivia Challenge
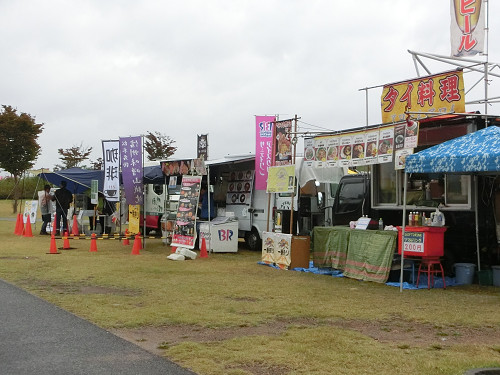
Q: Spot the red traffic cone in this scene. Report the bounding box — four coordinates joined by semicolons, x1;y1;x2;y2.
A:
122;229;130;245
47;234;61;254
89;233;98;252
62;231;71;249
14;213;23;235
131;234;142;255
171;246;177;254
200;238;208;258
23;215;33;238
71;215;79;236
52;214;57;236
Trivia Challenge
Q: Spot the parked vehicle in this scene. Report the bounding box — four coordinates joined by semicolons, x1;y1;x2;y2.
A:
317;114;500;271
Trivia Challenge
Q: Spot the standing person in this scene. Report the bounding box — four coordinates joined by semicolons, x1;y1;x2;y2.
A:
97;193;115;234
39;184;52;235
199;183;215;221
52;180;73;235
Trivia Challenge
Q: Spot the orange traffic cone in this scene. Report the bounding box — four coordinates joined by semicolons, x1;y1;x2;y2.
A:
52;214;57;236
14;213;23;235
23;215;33;238
200;238;208;258
131;234;142;255
47;234;61;254
122;229;130;245
62;231;71;250
71;215;79;236
89;233;98;252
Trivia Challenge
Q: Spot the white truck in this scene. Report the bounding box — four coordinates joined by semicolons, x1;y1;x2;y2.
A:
206;154;345;250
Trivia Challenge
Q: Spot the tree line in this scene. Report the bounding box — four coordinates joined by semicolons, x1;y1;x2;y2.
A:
0;105;177;212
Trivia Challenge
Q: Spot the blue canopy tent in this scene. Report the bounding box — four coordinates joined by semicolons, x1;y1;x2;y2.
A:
143;165;165;184
399;126;500;290
405;126;500;174
40;168;105;194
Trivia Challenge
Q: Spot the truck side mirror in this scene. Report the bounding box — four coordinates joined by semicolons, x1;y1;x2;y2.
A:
317;192;324;208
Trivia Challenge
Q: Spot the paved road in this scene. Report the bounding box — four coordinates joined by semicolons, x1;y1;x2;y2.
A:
0;279;197;375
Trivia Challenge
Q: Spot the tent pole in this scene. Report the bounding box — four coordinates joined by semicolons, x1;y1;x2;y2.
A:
400;172;408;292
475;175;481;271
207;164;211;253
142;136;146;249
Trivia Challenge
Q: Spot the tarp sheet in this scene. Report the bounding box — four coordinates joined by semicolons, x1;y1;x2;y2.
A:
405;125;500;174
258;261;456;289
40;168;105;194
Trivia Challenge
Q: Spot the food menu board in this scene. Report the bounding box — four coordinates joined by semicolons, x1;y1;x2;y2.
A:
226;170;254;206
171;175;202;249
304;121;419;169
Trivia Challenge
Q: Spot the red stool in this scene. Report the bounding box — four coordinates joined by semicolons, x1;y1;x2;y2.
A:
416;256;446;289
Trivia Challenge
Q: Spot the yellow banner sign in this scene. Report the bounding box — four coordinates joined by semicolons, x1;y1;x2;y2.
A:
128;204;140;234
266;165;295;193
381;70;465;124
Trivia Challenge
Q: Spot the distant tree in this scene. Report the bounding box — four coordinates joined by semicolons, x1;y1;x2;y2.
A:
89;157;103;170
0;105;43;213
144;131;177;161
56;143;92;170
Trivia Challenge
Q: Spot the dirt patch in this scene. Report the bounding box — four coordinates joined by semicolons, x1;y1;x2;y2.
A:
112;317;500;356
20;279;142;296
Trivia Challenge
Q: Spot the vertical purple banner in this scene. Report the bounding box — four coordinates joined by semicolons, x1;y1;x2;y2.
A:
255;115;275;190
119;136;143;205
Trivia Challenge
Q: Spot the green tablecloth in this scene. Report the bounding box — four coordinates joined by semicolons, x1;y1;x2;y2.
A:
312;226;350;270
313;226;397;283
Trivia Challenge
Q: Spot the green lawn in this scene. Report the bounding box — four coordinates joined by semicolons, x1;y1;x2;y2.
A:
1;200;499;375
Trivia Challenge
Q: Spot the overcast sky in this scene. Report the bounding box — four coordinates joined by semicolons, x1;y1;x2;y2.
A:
1;0;499;171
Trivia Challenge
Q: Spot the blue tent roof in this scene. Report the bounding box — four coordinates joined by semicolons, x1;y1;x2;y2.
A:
405;126;500;174
40;168;105;194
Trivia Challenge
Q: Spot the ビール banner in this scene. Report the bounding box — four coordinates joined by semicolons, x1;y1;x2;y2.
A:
451;0;485;57
120;136;143;205
102;140;120;202
255;115;276;190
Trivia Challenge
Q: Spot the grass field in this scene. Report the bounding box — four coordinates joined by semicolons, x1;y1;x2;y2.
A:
1;199;499;374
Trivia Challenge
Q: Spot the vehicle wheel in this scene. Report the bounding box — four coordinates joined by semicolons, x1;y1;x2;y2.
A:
245;229;261;251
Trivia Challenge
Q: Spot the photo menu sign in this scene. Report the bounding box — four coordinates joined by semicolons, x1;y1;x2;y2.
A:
226;170;254;206
171;175;202;249
304;121;419;169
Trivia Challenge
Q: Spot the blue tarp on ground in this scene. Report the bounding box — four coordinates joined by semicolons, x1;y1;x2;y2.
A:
259;261;458;289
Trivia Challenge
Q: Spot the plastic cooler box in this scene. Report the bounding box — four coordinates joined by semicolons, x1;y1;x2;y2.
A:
397;226;447;257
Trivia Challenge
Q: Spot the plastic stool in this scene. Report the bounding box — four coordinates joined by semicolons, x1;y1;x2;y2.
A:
416;256;446;289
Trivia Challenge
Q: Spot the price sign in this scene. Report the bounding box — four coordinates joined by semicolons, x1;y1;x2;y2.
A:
403;231;425;253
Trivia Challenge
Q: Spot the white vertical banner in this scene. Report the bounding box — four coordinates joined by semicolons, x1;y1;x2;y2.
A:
102;140;120;202
451;0;485;57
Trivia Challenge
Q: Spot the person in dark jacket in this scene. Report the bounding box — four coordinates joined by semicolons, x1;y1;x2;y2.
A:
52;180;73;235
